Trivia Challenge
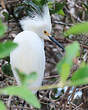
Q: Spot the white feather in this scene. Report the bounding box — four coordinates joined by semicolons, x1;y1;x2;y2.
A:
10;31;45;93
10;5;52;93
20;5;52;40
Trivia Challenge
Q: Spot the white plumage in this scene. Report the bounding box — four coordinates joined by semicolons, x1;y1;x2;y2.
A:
10;5;52;93
10;31;45;93
20;5;52;40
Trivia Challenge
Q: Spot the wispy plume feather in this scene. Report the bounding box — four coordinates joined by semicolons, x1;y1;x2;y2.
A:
13;0;48;20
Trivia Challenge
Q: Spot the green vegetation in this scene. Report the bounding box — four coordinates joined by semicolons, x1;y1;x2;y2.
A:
64;22;88;36
0;101;6;110
0;19;7;37
0;0;88;109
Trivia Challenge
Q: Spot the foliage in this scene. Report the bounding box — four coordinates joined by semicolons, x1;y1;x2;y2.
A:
1;1;88;110
2;11;9;20
0;14;40;110
0;19;38;109
32;0;48;6
56;21;88;87
0;19;7;37
14;0;65;19
1;63;13;76
16;69;38;85
0;101;6;110
0;86;40;108
0;71;40;109
70;63;88;86
56;42;88;88
0;41;18;59
48;1;65;16
61;21;88;86
57;41;80;85
64;22;88;36
0;20;18;59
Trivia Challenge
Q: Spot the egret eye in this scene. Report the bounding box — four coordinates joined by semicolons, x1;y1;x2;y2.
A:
44;30;47;34
44;30;50;36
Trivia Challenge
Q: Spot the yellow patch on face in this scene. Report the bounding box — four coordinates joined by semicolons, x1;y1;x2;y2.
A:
44;30;51;37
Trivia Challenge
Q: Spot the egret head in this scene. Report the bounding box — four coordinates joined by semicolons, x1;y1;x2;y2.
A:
19;4;52;40
14;0;64;51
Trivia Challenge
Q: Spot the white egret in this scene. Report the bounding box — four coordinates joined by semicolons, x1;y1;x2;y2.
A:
10;1;64;93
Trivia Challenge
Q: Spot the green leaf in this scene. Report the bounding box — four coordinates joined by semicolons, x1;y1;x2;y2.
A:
2;11;9;20
60;63;70;82
24;72;38;87
0;86;40;108
16;69;38;85
71;64;88;81
26;72;38;84
70;76;88;86
48;2;53;9
40;0;48;6
0;41;18;58
70;78;88;86
57;41;80;82
65;41;80;65
0;101;6;110
1;63;13;76
32;0;48;5
57;9;65;16
15;69;26;84
55;2;65;11
0;19;7;37
70;63;88;86
82;3;88;10
64;22;88;36
49;2;65;15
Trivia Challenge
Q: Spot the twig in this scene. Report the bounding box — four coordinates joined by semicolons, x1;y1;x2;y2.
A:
73;103;83;110
44;75;59;79
0;0;6;9
59;87;71;109
79;85;88;91
7;95;12;109
69;87;76;110
52;20;73;26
